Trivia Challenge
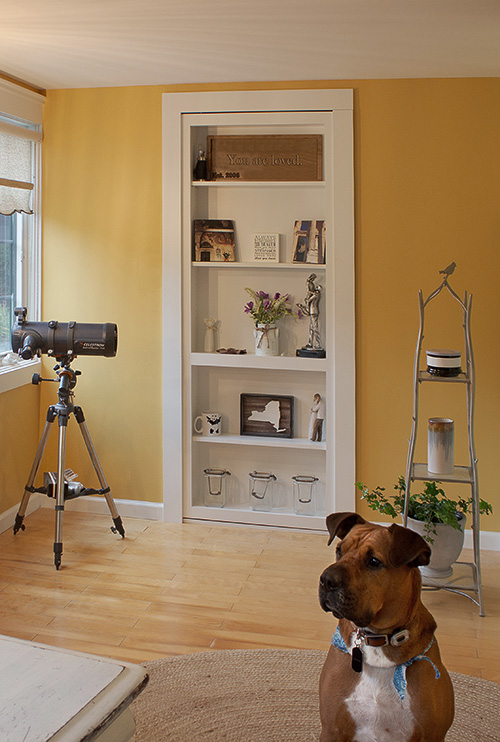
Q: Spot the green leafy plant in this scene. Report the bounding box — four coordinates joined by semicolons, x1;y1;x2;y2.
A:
244;288;302;327
356;476;493;543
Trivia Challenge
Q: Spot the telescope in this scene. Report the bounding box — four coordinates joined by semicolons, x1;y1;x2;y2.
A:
11;307;123;569
11;307;117;361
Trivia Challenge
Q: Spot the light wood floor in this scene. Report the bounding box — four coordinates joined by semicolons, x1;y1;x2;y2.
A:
0;508;498;682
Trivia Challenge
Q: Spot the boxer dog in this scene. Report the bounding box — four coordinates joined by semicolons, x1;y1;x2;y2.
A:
318;512;454;742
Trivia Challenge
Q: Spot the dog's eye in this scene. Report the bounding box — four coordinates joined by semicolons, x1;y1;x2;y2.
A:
335;545;342;559
368;556;384;569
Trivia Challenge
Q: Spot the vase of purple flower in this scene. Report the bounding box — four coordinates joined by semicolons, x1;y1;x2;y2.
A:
244;288;302;357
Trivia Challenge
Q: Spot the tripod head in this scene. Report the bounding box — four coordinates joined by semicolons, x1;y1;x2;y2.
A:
32;357;81;406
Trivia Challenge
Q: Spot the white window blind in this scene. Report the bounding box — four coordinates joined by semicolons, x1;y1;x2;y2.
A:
0;122;41;215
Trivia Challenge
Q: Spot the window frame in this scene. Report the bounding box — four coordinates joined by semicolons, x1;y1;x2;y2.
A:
0;79;44;393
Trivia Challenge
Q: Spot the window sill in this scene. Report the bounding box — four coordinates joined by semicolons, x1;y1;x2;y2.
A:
0;358;41;394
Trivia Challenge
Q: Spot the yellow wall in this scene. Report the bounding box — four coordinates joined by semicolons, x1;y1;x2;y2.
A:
0;384;40;513
41;86;163;501
39;78;500;532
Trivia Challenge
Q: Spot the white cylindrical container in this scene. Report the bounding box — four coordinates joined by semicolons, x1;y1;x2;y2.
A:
254;324;279;356
249;471;276;512
427;418;454;475
426;349;462;377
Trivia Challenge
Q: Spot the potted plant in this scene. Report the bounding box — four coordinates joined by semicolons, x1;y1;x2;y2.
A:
244;288;302;356
356;476;493;579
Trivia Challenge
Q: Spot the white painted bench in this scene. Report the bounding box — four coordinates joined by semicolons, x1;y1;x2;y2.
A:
0;635;148;741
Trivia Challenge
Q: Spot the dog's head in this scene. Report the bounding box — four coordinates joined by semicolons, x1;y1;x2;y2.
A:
318;512;431;629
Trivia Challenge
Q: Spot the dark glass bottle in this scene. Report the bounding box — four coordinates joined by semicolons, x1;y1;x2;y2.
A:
193;147;209;181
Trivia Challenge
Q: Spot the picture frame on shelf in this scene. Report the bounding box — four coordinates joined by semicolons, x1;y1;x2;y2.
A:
253;233;280;263
193;219;236;262
240;394;294;439
292;220;326;264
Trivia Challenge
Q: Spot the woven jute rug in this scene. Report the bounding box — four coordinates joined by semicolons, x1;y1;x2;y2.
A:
131;648;499;741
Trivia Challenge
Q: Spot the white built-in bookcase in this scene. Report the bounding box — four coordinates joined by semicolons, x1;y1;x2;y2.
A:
162;90;355;530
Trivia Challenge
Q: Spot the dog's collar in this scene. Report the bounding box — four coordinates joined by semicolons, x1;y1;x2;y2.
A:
350;623;411;649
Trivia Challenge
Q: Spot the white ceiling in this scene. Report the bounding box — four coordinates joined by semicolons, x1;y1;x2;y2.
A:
2;0;500;90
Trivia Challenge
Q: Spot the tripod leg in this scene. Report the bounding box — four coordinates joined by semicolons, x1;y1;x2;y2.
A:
14;407;57;535
74;406;125;538
53;416;69;570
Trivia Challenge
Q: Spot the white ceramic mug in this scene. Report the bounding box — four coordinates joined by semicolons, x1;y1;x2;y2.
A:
194;412;222;436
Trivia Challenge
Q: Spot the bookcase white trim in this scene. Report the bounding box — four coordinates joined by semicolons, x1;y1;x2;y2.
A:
162;89;355;526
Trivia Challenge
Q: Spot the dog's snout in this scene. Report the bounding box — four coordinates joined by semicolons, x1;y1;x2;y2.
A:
320;566;340;592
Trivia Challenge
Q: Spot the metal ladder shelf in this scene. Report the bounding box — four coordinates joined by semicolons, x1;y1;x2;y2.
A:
404;271;484;616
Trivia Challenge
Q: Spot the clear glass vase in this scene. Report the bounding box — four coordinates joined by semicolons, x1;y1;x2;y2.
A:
203;468;230;508
249;471;276;511
292;475;318;515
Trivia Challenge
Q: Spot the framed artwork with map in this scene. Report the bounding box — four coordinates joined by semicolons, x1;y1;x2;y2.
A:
240;394;294;438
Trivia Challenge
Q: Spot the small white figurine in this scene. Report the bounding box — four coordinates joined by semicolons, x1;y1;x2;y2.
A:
309;392;325;442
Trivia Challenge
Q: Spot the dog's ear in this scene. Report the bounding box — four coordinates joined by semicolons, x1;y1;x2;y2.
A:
387;523;431;568
325;512;367;545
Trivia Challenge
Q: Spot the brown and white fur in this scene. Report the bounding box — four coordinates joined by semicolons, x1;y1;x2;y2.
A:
318;512;454;742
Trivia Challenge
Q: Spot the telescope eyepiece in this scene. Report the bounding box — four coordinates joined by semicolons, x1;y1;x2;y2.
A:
19;332;44;360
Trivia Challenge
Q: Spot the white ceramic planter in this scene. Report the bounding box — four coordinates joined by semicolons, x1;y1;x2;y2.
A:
407;513;465;579
254;324;279;356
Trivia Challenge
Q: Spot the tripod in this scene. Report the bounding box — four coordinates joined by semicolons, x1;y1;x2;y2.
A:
13;356;125;569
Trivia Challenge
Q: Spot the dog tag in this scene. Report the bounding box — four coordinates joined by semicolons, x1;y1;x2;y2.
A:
351;646;363;673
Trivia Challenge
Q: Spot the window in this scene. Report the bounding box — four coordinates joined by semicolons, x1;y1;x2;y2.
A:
0;212;20;352
0;81;43;368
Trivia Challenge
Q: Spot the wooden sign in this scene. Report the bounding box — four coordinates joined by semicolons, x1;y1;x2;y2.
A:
207;135;322;182
240;394;294;438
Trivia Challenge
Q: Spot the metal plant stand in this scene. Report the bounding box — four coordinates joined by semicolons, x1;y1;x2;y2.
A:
404;270;484;615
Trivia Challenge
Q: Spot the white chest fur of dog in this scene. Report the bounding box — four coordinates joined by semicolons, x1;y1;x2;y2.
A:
345;643;414;742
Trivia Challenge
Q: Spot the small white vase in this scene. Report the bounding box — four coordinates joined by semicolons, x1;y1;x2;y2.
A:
407;514;465;579
428;417;454;475
254;324;279;356
203;318;219;353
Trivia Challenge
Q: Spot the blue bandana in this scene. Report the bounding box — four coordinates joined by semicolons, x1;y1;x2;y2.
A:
331;627;440;700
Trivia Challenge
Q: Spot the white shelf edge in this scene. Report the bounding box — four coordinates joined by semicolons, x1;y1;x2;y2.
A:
192;180;325;188
185;505;327;531
193;434;326;450
191;352;327;371
191;261;327;269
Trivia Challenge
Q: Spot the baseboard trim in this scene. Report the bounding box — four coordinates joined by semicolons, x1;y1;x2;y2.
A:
44;495;164;521
0;498;41;535
464;528;500;551
0;495;164;533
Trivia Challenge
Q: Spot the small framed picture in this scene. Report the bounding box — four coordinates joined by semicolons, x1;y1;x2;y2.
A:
193;219;236;262
240;393;294;438
292;220;326;264
253;233;279;262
